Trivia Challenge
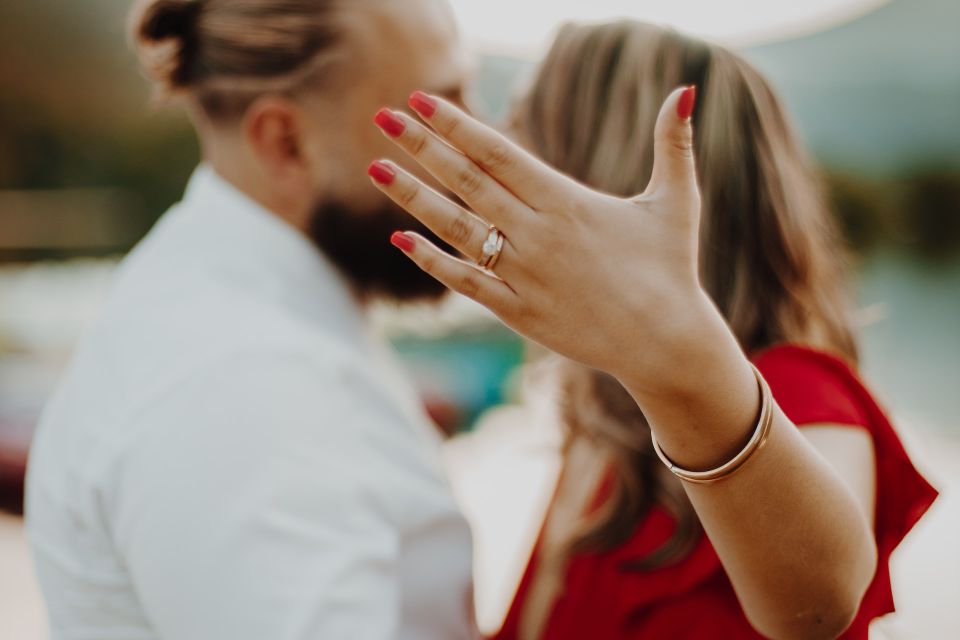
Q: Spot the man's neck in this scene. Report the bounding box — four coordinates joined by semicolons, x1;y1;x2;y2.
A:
208;156;316;234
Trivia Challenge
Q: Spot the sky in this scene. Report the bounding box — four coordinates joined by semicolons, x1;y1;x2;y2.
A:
448;0;888;56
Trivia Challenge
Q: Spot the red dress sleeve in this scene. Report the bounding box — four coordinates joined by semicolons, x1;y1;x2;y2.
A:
753;344;939;636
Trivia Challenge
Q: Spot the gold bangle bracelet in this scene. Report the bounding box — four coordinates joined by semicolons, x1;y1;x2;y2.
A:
651;363;774;485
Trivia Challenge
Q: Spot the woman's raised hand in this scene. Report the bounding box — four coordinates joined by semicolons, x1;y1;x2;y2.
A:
369;87;713;391
369;89;885;639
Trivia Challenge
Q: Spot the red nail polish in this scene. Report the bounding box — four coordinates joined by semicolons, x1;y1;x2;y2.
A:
374;108;405;137
368;161;395;185
390;231;415;253
408;91;437;118
677;85;697;121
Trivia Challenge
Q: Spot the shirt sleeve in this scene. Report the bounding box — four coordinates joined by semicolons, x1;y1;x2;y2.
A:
107;349;405;640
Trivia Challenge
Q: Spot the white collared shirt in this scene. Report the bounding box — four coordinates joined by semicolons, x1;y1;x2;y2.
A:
26;166;476;640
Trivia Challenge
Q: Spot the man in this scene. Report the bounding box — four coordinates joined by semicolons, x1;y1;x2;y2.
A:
26;0;479;637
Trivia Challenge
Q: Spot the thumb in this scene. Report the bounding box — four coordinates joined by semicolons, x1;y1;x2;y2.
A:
640;85;698;199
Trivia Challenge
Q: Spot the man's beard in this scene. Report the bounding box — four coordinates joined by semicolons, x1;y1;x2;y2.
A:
307;196;453;303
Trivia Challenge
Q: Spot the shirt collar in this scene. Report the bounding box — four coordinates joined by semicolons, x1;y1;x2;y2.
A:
179;164;367;348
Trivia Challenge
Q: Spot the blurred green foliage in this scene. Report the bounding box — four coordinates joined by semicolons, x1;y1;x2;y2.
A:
826;170;960;261
900;172;960;259
0;101;198;241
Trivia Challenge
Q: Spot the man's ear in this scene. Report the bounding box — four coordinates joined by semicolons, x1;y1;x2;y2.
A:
242;96;311;184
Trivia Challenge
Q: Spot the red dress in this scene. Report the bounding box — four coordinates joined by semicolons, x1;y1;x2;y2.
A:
492;344;938;640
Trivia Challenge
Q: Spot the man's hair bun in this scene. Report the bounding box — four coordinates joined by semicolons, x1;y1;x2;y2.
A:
130;0;203;94
127;0;343;119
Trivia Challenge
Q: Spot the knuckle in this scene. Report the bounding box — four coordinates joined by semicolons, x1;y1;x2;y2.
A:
445;213;474;246
667;130;694;156
419;253;436;273
454;165;484;197
407;130;429;157
397;182;418;208
456;273;481;299
439;113;461;139
480;143;514;172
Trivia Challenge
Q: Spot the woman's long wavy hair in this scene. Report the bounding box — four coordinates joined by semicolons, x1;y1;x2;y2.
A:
511;21;859;568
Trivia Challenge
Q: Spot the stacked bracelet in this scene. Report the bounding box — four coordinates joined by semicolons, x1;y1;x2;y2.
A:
651;363;774;485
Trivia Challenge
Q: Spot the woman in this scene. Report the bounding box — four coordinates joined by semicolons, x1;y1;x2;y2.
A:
488;22;938;639
368;21;937;639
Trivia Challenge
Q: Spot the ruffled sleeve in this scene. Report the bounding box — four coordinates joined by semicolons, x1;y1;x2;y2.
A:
753;343;939;636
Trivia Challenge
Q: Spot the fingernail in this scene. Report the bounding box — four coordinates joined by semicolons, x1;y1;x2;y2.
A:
677;85;697;121
374;108;405;137
390;231;416;253
368;160;395;185
409;91;437;118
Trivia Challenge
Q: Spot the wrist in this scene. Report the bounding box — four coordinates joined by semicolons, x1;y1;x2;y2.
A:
612;289;764;470
612;287;728;396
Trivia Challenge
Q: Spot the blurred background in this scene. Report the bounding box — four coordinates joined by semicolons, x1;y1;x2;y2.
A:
1;0;958;637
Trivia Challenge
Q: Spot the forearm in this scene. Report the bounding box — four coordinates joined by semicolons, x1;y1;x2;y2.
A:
618;296;876;639
684;413;875;638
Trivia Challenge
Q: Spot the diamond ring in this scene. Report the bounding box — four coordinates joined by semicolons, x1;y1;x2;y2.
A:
478;225;505;271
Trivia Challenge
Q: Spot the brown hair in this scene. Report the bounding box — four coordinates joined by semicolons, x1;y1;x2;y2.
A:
129;0;345;120
513;21;859;567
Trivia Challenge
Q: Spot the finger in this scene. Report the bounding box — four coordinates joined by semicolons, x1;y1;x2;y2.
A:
374;108;529;229
389;230;518;313
406;91;575;210
367;159;518;271
643;86;699;199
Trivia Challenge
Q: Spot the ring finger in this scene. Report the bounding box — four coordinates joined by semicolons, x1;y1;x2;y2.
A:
367;159;517;279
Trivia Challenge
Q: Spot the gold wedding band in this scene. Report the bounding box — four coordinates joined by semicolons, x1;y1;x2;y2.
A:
478;225;505;271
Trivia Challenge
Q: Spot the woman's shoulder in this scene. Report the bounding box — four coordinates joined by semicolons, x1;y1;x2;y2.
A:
751;342;869;429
